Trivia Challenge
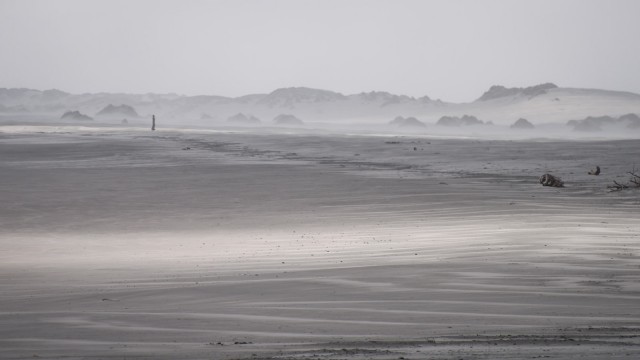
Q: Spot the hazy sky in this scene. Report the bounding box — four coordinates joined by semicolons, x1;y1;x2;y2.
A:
1;0;639;102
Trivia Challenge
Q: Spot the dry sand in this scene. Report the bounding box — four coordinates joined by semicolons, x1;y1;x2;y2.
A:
1;126;639;359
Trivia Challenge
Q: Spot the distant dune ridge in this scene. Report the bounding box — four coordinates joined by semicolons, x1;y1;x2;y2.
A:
511;118;535;129
358;91;419;106
567;113;640;132
476;83;558;101
60;110;92;121
95;104;139;118
389;116;426;128
1;84;639;128
227;112;261;124
436;114;484;126
258;87;346;108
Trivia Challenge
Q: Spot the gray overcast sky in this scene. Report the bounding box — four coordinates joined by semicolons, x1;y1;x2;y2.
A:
1;0;639;102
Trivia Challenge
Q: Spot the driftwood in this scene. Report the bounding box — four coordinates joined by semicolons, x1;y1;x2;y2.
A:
607;180;629;191
539;173;564;187
588;165;600;175
608;169;640;191
632;171;640;187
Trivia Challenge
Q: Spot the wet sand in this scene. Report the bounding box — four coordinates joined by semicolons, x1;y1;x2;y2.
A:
1;126;639;359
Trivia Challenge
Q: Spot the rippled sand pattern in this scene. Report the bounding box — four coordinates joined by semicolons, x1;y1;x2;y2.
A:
1;127;639;359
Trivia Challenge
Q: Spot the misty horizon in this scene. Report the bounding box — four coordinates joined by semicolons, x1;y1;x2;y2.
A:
2;0;640;102
5;81;640;103
3;80;640;134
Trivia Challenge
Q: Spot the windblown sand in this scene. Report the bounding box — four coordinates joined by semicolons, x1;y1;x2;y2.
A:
1;126;639;359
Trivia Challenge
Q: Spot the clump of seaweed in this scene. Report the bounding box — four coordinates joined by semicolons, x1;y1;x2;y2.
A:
539;173;564;187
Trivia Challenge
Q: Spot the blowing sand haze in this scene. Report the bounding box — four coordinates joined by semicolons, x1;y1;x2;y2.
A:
1;126;639;359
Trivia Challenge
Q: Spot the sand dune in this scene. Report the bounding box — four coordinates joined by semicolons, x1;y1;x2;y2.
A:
1;126;639;359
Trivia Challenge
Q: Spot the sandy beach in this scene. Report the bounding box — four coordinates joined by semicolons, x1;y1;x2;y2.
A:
1;126;639;359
